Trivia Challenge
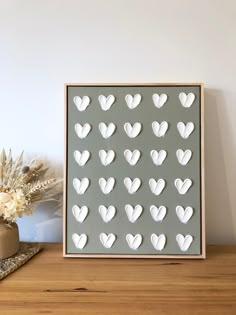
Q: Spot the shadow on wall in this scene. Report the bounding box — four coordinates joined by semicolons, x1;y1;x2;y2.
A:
17;201;63;242
17;158;63;243
205;89;236;245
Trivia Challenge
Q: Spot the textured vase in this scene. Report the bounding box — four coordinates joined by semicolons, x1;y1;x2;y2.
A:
0;217;19;259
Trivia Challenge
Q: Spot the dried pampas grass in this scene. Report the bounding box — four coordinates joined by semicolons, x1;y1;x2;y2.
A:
0;149;63;223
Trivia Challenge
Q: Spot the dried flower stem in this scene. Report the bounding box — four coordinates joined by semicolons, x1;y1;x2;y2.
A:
0;149;63;223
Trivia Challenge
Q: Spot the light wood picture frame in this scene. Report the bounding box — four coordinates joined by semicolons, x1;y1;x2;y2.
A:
64;83;205;259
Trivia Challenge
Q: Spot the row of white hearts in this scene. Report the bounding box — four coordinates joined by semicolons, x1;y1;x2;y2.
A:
72;233;194;252
73;205;194;224
75;149;192;166
74;93;195;111
75;122;195;139
73;178;193;195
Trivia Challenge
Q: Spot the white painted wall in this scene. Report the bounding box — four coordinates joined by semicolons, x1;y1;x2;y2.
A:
1;0;236;244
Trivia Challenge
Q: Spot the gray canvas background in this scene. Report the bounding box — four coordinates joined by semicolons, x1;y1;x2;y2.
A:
66;85;202;255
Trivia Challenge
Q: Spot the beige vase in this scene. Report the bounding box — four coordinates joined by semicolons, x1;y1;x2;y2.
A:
0;217;19;259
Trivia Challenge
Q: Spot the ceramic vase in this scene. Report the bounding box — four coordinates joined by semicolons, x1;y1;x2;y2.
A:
0;217;19;259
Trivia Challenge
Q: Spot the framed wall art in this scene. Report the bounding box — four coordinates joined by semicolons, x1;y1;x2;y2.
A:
64;83;205;258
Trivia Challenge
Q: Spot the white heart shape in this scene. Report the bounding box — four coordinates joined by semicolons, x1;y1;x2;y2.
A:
72;205;89;223
72;233;87;249
75;123;91;139
99;177;115;194
149;179;166;195
99;150;115;166
176;234;193;251
179;93;195;108
124;122;142;138
125;205;143;223
73;96;90;111
175;178;192;195
100;233;116;248
152;121;168;137
177;122;194;139
176;206;193;224
125;94;142;109
150;205;167;222
124;150;141;165
152;94;168;108
124;177;141;194
151;234;166;251
73;178;89;194
126;234;142;250
99;205;116;223
150;150;167;166
74;150;90;166
98;95;115;111
99;122;116;138
176;149;192;165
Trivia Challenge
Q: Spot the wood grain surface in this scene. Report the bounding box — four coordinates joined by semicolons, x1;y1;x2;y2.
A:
1;243;236;315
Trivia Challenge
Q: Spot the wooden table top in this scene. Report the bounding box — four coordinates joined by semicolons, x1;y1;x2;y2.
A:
1;243;236;314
